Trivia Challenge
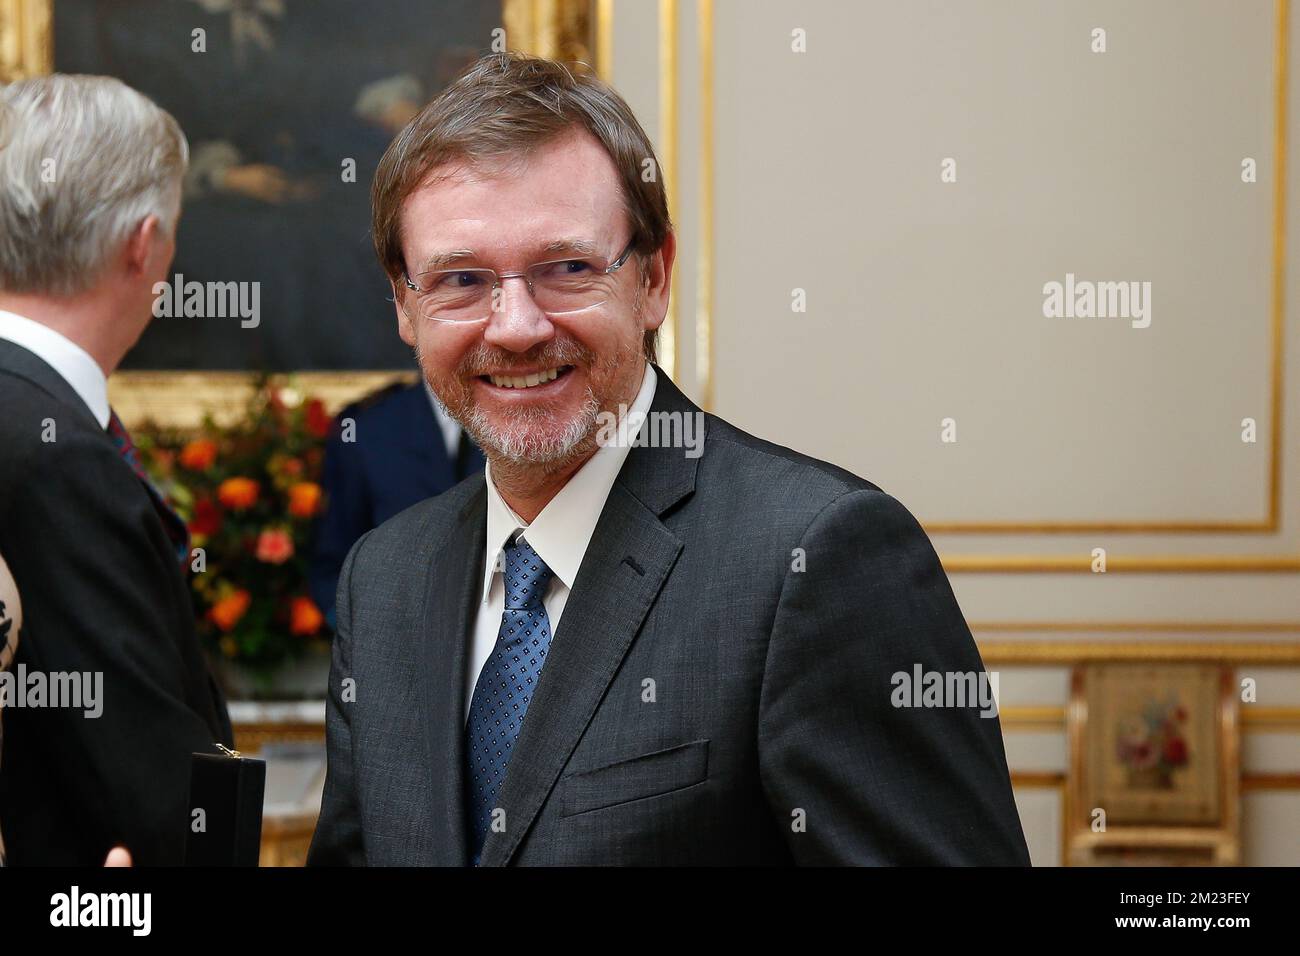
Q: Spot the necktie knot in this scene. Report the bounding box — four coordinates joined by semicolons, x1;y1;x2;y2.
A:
502;536;553;610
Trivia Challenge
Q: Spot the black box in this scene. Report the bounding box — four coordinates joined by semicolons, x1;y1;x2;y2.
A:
184;748;266;867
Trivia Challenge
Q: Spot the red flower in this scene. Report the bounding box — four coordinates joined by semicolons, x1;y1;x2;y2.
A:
1130;742;1156;770
189;498;223;536
1163;737;1188;766
255;528;294;564
305;398;332;438
289;596;324;636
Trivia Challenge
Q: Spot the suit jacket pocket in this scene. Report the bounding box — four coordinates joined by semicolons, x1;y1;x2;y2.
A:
560;738;710;817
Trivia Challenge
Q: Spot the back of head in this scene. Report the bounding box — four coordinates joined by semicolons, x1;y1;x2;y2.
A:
0;74;188;298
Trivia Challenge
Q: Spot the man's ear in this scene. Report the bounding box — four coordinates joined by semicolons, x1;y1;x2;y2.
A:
640;230;677;332
123;215;162;278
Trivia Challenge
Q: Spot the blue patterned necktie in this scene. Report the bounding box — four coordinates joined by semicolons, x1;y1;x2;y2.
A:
465;535;555;865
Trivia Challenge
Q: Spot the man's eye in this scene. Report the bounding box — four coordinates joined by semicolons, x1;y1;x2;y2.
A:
427;271;484;291
537;259;596;281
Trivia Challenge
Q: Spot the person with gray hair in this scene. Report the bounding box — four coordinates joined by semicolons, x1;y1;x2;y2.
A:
0;74;233;865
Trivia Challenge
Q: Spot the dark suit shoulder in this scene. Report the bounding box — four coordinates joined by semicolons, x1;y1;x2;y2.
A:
699;411;886;528
0;369;115;517
336;380;421;427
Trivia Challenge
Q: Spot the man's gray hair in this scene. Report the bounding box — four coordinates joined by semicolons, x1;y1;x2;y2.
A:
0;74;188;296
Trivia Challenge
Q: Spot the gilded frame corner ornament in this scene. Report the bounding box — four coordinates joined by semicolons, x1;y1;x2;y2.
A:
503;0;597;69
0;0;51;82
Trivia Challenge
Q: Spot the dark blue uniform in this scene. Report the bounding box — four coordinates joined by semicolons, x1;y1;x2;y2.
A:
310;383;484;626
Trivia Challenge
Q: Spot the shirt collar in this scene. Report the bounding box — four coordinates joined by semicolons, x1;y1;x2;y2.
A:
0;309;111;429
480;361;658;603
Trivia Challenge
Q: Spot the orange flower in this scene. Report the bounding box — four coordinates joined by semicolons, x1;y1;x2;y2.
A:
289;596;324;636
217;477;259;511
287;481;322;517
255;528;294;564
209;590;251;632
178;438;218;471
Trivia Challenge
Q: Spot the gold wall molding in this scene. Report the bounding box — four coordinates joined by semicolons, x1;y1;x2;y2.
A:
1241;706;1300;732
977;640;1300;665
1241;773;1300;791
695;0;714;410
107;371;418;429
1001;705;1300;733
594;0;613;78
0;0;50;80
658;0;679;380
1009;770;1065;788
944;553;1300;574
931;518;1280;535
503;0;595;64
1000;706;1067;733
972;620;1300;633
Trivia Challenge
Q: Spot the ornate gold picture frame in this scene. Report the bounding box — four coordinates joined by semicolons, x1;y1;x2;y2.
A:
1067;664;1240;865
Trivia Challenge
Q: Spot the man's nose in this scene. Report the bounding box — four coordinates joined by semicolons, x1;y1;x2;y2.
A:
482;274;554;352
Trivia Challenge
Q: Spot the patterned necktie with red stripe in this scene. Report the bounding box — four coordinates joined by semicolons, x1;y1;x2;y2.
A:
107;409;192;567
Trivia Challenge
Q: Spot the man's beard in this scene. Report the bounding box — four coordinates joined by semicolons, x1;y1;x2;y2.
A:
418;333;636;469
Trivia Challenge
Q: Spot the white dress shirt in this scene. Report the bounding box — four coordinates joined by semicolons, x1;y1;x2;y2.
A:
0;309;111;429
464;362;658;722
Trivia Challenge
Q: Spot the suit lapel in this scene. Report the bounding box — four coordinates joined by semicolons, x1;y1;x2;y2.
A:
477;367;704;866
417;482;486;865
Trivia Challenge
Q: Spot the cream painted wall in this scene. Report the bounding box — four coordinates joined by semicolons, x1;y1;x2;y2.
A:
605;0;1300;865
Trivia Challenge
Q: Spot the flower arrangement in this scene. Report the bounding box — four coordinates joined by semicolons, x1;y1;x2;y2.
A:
1116;695;1190;790
135;378;334;689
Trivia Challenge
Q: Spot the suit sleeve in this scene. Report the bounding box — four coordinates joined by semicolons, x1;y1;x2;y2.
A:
0;429;226;865
757;488;1030;865
306;530;371;865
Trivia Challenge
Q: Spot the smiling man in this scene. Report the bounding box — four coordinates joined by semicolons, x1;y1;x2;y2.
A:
307;53;1029;867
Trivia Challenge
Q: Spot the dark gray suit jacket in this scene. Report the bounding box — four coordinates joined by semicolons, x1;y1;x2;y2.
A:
308;367;1029;866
